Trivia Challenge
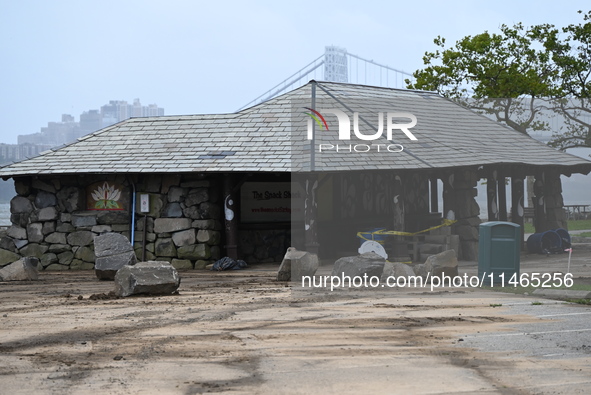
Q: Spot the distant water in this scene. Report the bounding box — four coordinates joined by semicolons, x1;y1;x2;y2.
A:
0;203;9;226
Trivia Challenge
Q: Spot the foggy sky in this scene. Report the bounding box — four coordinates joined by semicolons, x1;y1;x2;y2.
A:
1;0;589;144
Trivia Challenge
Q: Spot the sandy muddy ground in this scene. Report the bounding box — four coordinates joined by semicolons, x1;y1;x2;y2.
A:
1;251;591;394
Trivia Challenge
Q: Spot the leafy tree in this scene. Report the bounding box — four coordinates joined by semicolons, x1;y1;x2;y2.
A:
407;11;591;149
533;11;591;149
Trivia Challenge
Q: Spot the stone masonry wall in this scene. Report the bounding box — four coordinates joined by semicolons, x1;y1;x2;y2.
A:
0;174;224;270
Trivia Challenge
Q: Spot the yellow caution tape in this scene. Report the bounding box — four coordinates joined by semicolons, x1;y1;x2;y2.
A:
357;218;457;241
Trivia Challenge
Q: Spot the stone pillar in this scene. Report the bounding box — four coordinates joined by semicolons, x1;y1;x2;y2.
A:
304;174;319;255
223;174;238;260
511;175;525;250
543;170;567;230
443;169;480;260
533;172;548;232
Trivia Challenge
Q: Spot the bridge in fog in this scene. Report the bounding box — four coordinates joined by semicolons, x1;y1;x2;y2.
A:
239;46;414;110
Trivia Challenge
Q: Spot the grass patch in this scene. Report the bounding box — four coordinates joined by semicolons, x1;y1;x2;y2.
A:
577;231;591;238
567;219;591;231
531;301;543;305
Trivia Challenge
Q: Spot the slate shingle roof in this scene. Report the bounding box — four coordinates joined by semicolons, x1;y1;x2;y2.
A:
1;81;590;177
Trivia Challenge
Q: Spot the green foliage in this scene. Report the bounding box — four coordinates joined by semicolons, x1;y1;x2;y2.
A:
408;10;591;148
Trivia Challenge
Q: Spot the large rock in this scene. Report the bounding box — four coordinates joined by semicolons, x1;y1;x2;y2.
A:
35;190;57;209
36;207;58;221
425;249;459;278
57;186;82;212
196;230;220;245
19;243;48;258
277;247;319;281
72;213;97;227
412;260;433;280
155;238;177;257
0;236;17;253
94;232;137;280
10;196;33;214
380;261;416;283
26;223;44;243
0;248;21;266
171;229;196;247
177;243;210;260
0;257;39;281
167;186;186;203
114;261;180;297
331;252;386;278
162;203;183;218
185;188;208;206
7;226;27;240
45;232;67;244
67;230;94;246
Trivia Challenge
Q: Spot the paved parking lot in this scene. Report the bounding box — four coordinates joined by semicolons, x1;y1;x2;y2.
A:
0;247;589;394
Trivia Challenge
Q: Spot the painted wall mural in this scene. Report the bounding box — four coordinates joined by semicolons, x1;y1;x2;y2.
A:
87;181;125;210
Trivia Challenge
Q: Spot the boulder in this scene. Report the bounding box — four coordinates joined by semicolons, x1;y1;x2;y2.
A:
0;257;39;281
412;260;433;280
0;248;22;266
94;233;137;280
425;249;459;278
10;196;33;214
380;261;416;283
114;261;180;297
95;251;136;280
331;252;385;278
277;247;319;281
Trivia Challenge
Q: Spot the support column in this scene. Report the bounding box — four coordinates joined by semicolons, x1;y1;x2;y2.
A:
533;172;548;232
511;175;525;250
442;172;456;222
442;170;480;260
487;170;498;221
304;174;319;255
223;174;238;260
497;172;507;221
543;170;567;230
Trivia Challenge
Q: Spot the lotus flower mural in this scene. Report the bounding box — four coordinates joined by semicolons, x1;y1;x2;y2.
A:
91;182;122;210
